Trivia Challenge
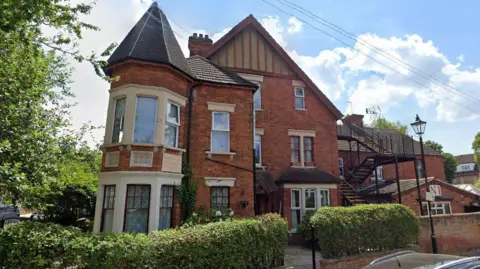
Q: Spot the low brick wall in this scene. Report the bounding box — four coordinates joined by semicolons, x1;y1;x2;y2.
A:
318;213;480;269
318;248;413;269
418;212;480;254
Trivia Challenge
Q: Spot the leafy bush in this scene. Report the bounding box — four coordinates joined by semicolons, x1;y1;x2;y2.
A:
0;213;288;269
297;210;316;239
310;204;419;258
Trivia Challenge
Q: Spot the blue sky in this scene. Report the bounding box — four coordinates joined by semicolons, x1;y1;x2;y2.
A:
71;0;480;155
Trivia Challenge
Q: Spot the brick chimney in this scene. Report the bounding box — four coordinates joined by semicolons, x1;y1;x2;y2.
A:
342;114;364;127
188;33;213;57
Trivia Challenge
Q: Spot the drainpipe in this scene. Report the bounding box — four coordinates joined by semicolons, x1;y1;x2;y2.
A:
186;83;200;164
252;89;258;216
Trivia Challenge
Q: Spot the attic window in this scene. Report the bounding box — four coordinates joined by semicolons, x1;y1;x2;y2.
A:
294;87;305;110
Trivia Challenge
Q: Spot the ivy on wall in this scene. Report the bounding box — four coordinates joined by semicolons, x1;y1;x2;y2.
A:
177;160;197;221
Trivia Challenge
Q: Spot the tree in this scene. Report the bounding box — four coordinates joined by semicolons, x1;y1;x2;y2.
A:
443;153;457;184
473;132;480;164
425;140;444;154
0;1;114;210
370;118;408;135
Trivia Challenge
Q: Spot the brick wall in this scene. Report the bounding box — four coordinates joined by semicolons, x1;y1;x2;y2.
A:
454;173;479;184
256;75;339;179
399;178;476;215
418;212;480;254
189;84;255;217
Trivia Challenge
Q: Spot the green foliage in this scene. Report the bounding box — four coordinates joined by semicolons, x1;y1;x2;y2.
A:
297;210;316;239
177;160;197;220
425;140;444;154
0;214;288;269
0;0;112;209
443;153;457;184
473;132;480;164
370;118;408;135
310;204;419;258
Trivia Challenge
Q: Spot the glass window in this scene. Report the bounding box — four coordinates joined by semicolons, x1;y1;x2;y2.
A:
211;112;230;152
112;98;126;143
133;97;157;144
304;137;314;163
291;189;301;231
294;87;305;109
290;136;300;163
210;187;229;209
371;166;383;181
422;202;452;216
305;189;316;209
101;185;116;232
338;158;344;178
165;102;180;147
319;189;330;207
159;186;174;230
254;82;261;109
255;135;262;165
124;185;150;233
416;159;424;178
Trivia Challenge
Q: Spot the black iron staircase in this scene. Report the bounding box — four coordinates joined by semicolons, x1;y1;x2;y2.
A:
340;180;366;205
349;157;376;183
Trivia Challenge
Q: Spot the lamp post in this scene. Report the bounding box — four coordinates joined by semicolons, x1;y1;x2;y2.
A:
411;114;438;254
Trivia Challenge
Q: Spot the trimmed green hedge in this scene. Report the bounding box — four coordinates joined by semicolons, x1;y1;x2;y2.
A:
310;204;419;258
0;213;288;269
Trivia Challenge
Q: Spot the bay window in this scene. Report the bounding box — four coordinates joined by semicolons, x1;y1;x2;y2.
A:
165;102;180;147
101;185;116;232
124;185;150;233
304;189;316;210
290;136;300;163
255;135;262;165
133;97;158;144
112;98;126;143
159;185;174;230
211;112;230;152
290;188;331;232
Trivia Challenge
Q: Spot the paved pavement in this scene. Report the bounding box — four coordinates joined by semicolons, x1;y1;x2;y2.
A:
276;245;323;269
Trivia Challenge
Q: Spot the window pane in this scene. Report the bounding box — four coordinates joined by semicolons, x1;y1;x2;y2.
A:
164;124;178;147
211;187;229;208
159;186;174;230
125;185;150;233
133;97;157;144
290;136;300;163
291;209;301;230
295;97;305;109
319;190;330;207
102;210;114;232
166;103;179;124
305;189;316;209
112;98;126;143
255;135;261;165
213;112;229;131
444;203;451;214
304;137;313;162
254;85;261;109
212;131;229;152
295;88;304;97
291;190;300;208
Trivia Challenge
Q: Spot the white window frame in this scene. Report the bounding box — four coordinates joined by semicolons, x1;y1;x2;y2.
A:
429;185;441;196
254;82;262;110
211;112;230;152
304;188;317;210
165;102;180;148
338;158;344;179
255;134;262;166
319;189;330;207
291;189;302;232
371;165;384;181
294;87;305;110
112;97;126;143
422;202;451;216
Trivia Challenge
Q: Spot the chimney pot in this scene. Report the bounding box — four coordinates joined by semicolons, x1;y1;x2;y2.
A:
193;33;198;38
199;34;204;39
205;34;209;39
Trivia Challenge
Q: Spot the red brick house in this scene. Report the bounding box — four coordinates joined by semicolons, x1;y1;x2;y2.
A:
454;154;479;184
92;3;477;233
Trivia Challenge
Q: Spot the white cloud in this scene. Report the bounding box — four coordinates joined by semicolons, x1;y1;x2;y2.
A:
287;17;302;33
260;16;287;48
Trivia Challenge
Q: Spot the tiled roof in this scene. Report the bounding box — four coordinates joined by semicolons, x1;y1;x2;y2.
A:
277;167;341;184
256;170;279;193
358;178;434;196
455;154;475;164
106;2;191;76
186;55;258;87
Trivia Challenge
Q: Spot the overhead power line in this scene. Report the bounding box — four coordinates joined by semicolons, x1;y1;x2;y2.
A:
275;0;480;105
261;0;480;117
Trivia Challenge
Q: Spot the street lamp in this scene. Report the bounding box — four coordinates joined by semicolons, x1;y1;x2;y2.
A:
411;114;438;254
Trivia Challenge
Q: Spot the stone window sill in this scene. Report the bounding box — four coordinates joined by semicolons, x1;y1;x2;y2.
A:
161;145;186;153
255;108;264;111
256;165;267;170
205;151;236;160
295;108;307;111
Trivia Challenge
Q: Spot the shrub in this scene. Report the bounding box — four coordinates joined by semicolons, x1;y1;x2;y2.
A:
297;210;316;239
0;213;288;269
182;206;234;227
310;204;419;258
